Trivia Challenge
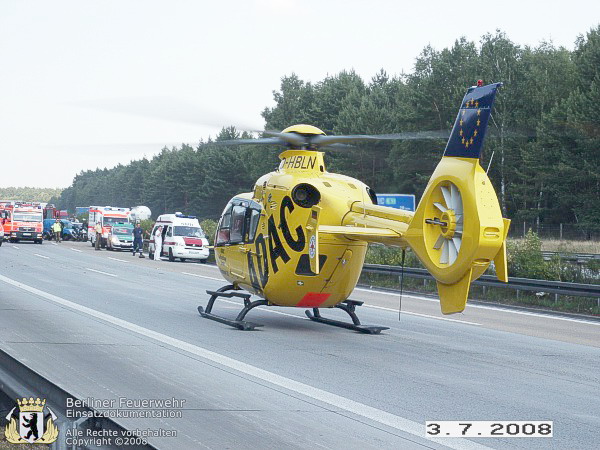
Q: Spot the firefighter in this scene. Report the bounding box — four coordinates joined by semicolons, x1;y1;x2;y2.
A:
52;219;62;243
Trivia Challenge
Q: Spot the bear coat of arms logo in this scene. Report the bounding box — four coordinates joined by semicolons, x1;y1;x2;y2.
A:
4;397;59;444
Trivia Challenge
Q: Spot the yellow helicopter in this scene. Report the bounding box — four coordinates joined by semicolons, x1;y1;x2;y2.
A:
198;81;510;333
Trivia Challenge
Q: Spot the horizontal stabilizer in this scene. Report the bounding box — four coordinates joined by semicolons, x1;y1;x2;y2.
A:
319;225;399;240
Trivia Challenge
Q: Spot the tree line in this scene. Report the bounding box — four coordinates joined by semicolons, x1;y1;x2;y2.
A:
1;187;63;203
52;28;600;232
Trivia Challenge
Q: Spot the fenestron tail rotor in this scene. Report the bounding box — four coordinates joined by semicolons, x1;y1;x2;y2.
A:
430;181;463;265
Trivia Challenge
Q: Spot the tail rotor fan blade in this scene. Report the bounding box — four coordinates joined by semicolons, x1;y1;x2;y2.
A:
434;234;445;250
441;240;449;264
450;183;458;211
434;202;447;213
452;236;462;253
449;239;458;265
453;186;463;215
441;186;452;209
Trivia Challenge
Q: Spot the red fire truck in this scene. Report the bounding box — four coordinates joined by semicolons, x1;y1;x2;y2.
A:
1;202;44;244
88;206;131;248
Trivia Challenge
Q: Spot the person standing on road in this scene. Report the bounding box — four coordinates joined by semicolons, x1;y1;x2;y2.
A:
153;225;163;261
94;222;102;250
52;219;62;243
133;223;145;258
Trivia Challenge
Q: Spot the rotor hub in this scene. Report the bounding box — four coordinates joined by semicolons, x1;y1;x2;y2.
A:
440;210;457;239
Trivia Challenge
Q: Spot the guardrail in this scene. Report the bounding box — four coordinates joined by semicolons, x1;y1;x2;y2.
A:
0;348;156;450
362;264;600;300
541;251;600;264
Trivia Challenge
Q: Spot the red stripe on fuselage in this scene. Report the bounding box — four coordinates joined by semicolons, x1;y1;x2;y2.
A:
296;292;330;308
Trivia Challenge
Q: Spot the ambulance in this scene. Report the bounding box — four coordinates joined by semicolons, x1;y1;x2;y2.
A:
149;213;210;262
88;206;131;248
1;202;44;244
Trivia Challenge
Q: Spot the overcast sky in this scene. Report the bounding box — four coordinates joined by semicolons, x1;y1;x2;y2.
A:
1;0;598;188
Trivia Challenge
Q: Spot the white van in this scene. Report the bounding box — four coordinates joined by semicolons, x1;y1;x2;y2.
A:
149;213;210;262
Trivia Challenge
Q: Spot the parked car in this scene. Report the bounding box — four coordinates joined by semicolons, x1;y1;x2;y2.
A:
43;219;76;241
106;223;134;251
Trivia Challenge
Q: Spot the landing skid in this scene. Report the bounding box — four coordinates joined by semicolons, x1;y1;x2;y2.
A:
197;285;267;330
305;299;389;334
198;286;388;334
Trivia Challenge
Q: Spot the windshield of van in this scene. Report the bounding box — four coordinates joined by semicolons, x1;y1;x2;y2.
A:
174;226;205;238
104;217;129;226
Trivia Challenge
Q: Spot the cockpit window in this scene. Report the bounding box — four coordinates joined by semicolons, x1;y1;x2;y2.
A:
215;201;262;246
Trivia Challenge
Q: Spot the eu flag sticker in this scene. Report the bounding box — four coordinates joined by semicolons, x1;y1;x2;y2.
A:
444;82;502;159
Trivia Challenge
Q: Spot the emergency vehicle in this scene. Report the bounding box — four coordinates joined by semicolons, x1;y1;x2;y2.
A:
0;201;10;243
88;206;131;248
106;223;134;251
149;213;209;262
1;202;44;244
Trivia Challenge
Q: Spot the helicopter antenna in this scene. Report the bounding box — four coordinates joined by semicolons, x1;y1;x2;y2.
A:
486;150;495;174
398;249;406;321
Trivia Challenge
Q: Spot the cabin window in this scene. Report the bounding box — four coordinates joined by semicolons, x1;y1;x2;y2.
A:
230;205;246;244
247;209;261;243
216;205;232;246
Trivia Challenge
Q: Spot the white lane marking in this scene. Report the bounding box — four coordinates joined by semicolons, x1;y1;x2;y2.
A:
468;304;600;326
12;245;19;249
34;254;50;260
181;272;223;282
51;242;58;246
70;248;82;253
354;287;600;327
0;274;490;450
108;257;130;263
355;287;438;302
364;304;481;326
85;268;117;278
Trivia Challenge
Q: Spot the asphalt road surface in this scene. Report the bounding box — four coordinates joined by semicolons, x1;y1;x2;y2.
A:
1;241;599;449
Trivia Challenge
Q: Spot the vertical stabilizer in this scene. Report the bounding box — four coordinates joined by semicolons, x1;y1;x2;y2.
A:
437;268;473;314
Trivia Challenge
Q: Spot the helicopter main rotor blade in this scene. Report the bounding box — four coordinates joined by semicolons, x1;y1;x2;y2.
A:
213;137;286;146
70;96;263;132
310;130;451;145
